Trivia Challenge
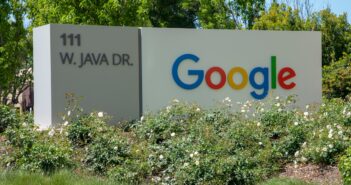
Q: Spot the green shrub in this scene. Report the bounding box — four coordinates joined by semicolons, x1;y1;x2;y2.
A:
3;121;74;174
339;147;351;184
84;132;129;174
67;114;107;147
323;54;351;99
0;105;19;133
17;139;74;174
108;159;150;184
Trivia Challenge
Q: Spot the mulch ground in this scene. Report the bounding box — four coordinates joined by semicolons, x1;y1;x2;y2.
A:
280;164;342;185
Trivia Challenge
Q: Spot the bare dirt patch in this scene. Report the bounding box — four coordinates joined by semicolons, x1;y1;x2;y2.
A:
279;164;342;185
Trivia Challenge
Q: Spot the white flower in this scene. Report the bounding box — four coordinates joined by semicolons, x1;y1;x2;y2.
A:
114;146;118;150
173;99;179;103
293;160;298;168
140;116;144;122
196;108;201;112
258;142;263;146
276;103;281;107
67;111;71;116
98;112;104;118
190;153;194;158
171;132;175;137
322;147;328;152
338;131;343;135
194;151;199;155
347;112;351;117
184;162;189;167
327;125;331;129
328;133;333;139
337;125;342;130
302;142;307;148
260;108;264;112
224;97;231;102
257;122;261;127
301;157;307;162
294;121;299;126
306;105;309;109
195;160;200;166
48;129;55;137
159;155;164;160
304;112;309;116
166;106;171;112
241;109;246;113
328;144;333;149
278;108;282;112
22;122;27;127
64;121;69;126
275;96;280;100
294;151;300;157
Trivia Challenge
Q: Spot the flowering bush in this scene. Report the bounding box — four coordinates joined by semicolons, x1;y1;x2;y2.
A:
2;121;74;174
339;146;351;184
0;105;20;133
67;113;108;147
84;132;130;174
1;96;351;184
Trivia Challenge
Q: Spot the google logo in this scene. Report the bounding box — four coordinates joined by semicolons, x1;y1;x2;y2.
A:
172;54;297;100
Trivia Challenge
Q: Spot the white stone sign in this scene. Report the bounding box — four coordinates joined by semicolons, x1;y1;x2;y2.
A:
141;28;321;112
34;24;140;128
34;25;322;128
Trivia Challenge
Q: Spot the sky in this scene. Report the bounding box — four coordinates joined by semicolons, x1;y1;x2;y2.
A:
309;0;351;20
267;0;351;21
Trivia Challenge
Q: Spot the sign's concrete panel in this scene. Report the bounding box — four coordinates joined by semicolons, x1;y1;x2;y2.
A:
34;24;140;128
141;28;322;112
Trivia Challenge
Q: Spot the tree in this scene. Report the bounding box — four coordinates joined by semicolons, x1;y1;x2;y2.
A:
147;0;199;28
197;0;238;29
253;2;304;30
27;0;151;27
229;0;265;29
0;0;32;105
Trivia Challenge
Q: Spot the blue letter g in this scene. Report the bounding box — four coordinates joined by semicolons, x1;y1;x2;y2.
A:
172;54;204;90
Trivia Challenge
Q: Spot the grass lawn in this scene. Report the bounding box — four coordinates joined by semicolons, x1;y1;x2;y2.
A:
0;170;316;185
0;171;117;185
260;178;316;185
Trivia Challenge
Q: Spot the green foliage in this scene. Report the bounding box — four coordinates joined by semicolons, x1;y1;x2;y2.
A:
253;4;351;67
323;54;351;98
2;97;351;183
296;99;351;164
27;0;151;27
3;121;74;174
84;132;130;175
16;139;74;174
148;0;199;28
0;105;19;133
228;0;265;29
197;0;237;29
316;10;351;66
253;3;304;31
339;147;351;185
67;114;108;147
0;0;32;105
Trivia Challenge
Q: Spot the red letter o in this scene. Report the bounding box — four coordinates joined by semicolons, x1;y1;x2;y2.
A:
205;67;226;89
